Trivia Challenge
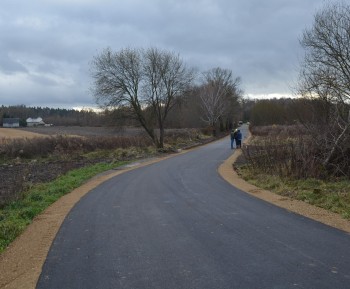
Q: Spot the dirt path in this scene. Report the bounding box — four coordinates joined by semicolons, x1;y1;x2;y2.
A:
0;139;349;289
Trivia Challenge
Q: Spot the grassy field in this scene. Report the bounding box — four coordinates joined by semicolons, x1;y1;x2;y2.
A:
21;126;146;137
237;166;350;219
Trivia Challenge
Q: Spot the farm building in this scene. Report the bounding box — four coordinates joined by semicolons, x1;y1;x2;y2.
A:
2;118;20;128
26;117;45;127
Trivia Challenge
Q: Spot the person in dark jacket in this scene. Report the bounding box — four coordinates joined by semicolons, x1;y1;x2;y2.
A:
230;129;237;149
235;129;242;148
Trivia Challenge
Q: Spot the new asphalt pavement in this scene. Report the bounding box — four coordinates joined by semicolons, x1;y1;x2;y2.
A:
37;126;350;289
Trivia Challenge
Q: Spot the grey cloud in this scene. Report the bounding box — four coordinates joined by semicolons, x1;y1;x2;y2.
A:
0;0;328;108
0;54;28;74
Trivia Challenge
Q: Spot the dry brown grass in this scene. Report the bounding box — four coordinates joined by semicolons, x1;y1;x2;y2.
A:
243;125;350;179
0;127;209;207
0;128;45;142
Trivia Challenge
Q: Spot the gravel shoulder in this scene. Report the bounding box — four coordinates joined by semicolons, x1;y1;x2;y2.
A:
219;150;350;234
0;138;349;289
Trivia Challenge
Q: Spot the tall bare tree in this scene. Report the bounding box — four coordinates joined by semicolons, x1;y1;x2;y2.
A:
297;2;350;174
143;48;194;146
91;47;194;148
199;67;241;134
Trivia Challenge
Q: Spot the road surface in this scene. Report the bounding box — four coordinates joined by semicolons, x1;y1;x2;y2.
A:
37;126;350;289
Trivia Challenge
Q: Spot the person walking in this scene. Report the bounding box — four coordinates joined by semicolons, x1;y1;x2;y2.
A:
230;129;237;149
235;129;242;148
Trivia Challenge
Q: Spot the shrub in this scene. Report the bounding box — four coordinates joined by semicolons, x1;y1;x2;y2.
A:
243;125;349;179
0;135;154;160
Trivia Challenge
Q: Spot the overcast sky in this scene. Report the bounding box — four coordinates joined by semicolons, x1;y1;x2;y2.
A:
0;0;327;109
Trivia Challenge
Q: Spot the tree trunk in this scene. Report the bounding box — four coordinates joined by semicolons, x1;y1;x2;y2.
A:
132;103;159;148
158;126;164;149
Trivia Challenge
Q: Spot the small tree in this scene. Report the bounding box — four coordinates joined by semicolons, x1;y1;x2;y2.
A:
297;2;350;175
91;47;194;148
199;67;241;135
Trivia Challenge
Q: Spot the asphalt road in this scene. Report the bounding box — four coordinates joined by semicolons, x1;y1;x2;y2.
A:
37;127;350;289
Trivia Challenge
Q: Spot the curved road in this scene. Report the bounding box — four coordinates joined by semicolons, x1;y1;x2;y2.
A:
37;127;350;289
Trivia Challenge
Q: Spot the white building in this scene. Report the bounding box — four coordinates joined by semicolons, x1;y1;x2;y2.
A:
26;117;45;127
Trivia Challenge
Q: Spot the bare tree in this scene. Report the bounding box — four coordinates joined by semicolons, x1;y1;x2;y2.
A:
143;48;194;146
297;2;350;174
199;67;241;134
91;47;194;148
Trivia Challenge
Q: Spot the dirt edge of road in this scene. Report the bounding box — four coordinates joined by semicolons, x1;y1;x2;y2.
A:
1;138;350;289
0;155;178;289
218;137;350;235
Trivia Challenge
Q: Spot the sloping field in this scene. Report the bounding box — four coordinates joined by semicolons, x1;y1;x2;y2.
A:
22;126;145;137
0;127;116;140
0;128;46;140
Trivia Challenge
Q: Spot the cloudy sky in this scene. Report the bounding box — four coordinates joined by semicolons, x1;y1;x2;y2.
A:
0;0;327;109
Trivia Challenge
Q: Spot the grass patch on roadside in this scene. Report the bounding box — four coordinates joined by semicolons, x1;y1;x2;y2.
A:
83;146;157;160
0;161;126;254
236;165;350;219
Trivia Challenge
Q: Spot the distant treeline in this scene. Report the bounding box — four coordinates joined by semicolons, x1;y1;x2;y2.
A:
1;97;339;128
0;99;233;128
243;97;338;126
0;105;105;126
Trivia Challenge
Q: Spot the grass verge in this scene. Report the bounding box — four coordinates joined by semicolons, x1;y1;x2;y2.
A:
237;165;350;220
0;161;126;254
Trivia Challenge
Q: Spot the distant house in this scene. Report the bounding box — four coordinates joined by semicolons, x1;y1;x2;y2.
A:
26;117;45;127
2;118;20;128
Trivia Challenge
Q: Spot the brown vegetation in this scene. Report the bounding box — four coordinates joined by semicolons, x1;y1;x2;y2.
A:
0;128;44;141
0;127;210;207
243;125;350;179
238;125;350;220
